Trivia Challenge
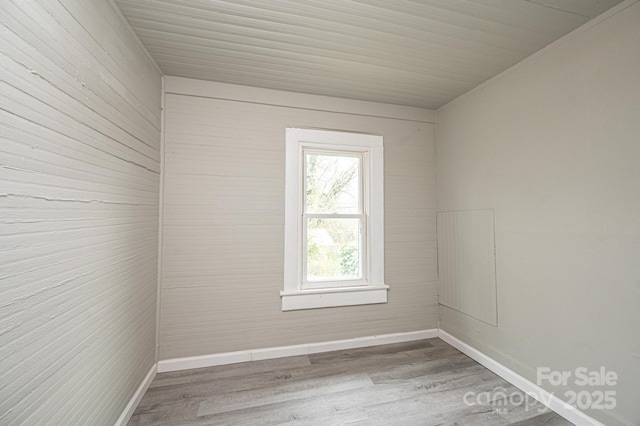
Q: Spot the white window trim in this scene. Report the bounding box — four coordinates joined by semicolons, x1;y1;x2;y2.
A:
282;128;387;311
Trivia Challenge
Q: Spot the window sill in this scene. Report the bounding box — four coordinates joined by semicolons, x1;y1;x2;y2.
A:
281;285;389;311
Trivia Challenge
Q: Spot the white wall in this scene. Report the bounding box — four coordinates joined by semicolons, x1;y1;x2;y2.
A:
435;3;640;425
159;77;438;360
0;1;162;424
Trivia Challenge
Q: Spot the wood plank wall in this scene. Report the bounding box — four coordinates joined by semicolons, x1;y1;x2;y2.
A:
160;79;439;360
0;1;162;424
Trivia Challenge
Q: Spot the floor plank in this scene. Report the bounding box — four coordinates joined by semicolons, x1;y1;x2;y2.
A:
129;339;573;425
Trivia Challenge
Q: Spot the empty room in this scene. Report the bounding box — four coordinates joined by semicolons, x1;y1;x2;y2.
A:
1;0;639;425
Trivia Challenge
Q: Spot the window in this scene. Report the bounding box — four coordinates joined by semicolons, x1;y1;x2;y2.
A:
282;128;387;311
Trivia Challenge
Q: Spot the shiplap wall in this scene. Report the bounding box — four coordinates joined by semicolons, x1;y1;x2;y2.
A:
0;1;162;424
160;77;438;360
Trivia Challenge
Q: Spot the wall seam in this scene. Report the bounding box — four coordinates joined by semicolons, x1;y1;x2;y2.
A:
155;77;166;362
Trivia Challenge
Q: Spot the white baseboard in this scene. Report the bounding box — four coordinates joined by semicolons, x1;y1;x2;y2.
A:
437;329;604;426
157;329;438;373
119;330;608;426
115;363;157;426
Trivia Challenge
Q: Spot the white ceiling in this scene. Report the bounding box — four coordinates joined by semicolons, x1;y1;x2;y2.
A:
116;0;623;109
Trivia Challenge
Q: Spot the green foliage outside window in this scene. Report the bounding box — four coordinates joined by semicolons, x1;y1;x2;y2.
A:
305;153;361;281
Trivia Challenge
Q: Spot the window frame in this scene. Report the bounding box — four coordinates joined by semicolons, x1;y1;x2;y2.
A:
282;128;387;311
302;148;366;289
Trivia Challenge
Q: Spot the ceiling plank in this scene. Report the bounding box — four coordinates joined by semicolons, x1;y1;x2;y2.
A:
115;0;623;108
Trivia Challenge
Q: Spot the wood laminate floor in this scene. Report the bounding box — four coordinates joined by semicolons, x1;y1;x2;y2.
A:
129;338;572;425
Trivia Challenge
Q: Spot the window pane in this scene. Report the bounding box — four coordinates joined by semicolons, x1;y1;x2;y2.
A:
305;153;360;214
306;218;361;281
